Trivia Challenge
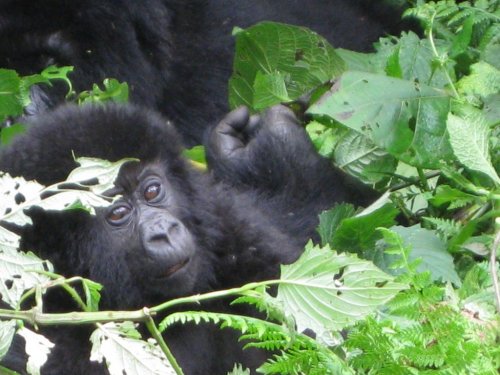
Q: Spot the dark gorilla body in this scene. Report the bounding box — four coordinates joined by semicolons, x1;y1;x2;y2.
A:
0;104;376;374
0;0;411;145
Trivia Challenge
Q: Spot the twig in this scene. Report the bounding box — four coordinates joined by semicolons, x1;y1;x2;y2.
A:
143;308;184;375
490;229;500;314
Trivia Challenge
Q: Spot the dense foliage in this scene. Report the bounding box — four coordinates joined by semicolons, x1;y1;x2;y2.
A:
0;0;499;374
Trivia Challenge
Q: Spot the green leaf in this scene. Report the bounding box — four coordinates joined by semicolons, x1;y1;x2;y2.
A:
227;364;251;375
229;22;345;110
332;203;399;255
456;61;500;99
334;130;397;184
276;242;408;336
308;71;454;168
17;327;54;375
252;71;291;110
389;225;461;286
1;124;26;146
429;184;481;208
386;32;453;88
78;78;129;104
0;320;16;361
317;204;356;247
182;145;207;170
67;157;138;195
446;112;500;184
0;245;54;308
90;322;175;375
0;69;23;121
305;121;338;158
82;279;103;312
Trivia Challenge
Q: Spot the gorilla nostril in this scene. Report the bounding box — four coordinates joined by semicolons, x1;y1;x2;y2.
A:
149;232;169;243
168;222;180;236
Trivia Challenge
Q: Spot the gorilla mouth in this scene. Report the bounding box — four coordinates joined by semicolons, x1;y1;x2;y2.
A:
163;258;190;278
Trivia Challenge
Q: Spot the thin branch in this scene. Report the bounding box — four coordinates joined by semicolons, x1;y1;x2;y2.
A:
143;308;184;375
490;229;500;314
0;308;149;326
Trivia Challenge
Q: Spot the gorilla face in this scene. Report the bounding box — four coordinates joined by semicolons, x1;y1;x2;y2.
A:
97;161;202;299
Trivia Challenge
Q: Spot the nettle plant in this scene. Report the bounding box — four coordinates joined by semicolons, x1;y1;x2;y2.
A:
1;0;499;374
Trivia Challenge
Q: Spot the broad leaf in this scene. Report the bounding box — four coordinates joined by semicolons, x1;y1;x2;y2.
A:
317;204;355;247
90;322;175;375
332;203;399;256
276;242;407;336
0;320;16;361
334;130;397;184
67;157;138;195
387;226;461;286
0;247;53;308
17;328;54;375
308;72;454;168
229;22;345;110
447;113;500;184
0;69;23;121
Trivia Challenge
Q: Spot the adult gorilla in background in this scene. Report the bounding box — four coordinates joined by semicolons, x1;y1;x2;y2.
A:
0;103;376;374
0;0;412;145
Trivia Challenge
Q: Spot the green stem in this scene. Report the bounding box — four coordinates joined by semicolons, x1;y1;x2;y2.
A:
491;229;500;314
150;280;279;313
0;308;149;326
143;308;184;375
18;273;90;312
427;11;459;99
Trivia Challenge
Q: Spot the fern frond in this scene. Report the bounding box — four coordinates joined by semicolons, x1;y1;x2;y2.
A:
423;217;461;239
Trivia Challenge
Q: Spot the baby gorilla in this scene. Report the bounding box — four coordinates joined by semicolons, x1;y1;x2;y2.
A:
0;104;375;374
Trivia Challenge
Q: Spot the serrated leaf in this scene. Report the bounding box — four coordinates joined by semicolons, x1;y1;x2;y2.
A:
90;322;175;375
0;69;23;121
457;62;500;99
276;242;407;336
227;364;251;375
0;248;53;308
308;72;454;168
17;328;54;375
0;320;16;361
67;157;137;195
429;185;480;208
447;113;500;184
390;225;461;286
317;204;356;247
0;225;20;254
305;121;338;158
78;79;129;105
0;173;45;226
335;130;397;184
82;279;102;312
229;22;345;110
252;71;291;110
386;32;453;88
332;203;399;255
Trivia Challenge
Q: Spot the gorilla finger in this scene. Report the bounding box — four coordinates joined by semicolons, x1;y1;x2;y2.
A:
246;114;261;136
218;106;250;133
262;105;301;137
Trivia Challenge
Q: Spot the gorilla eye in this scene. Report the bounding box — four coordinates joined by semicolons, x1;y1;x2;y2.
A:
107;205;131;224
144;182;161;201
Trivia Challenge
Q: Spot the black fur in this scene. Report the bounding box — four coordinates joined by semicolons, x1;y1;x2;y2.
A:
0;0;412;145
0;103;376;374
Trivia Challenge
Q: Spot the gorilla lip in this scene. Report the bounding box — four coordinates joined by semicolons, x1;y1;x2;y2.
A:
163;258;190;278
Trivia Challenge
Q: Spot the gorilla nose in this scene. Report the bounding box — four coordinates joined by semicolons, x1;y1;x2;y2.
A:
141;215;185;259
149;221;179;242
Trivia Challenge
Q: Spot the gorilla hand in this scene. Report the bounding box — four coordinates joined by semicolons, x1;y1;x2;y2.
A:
206;105;316;188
